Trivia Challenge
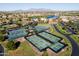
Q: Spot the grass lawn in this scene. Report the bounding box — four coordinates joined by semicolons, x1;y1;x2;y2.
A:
70;35;79;45
1;40;36;56
56;23;71;34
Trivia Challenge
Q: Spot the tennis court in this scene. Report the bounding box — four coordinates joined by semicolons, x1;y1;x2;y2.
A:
26;33;66;52
49;42;65;53
35;26;49;32
27;35;51;51
38;32;61;43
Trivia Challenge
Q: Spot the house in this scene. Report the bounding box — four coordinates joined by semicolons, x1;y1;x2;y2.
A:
70;16;79;21
40;17;48;23
60;16;69;22
32;17;38;22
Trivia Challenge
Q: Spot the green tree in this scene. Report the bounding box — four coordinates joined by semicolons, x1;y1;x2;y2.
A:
16;21;22;27
0;34;5;41
6;41;15;50
31;21;38;27
0;27;6;34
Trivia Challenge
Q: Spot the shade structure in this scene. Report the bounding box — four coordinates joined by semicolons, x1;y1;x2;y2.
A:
7;28;28;40
35;26;49;32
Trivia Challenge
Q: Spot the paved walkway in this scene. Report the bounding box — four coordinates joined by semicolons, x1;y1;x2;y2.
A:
53;24;79;56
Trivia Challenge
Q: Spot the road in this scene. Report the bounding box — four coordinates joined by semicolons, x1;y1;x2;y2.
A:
53;24;79;56
0;44;4;56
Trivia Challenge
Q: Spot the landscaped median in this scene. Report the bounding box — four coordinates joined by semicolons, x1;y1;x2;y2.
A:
56;23;71;34
70;35;79;45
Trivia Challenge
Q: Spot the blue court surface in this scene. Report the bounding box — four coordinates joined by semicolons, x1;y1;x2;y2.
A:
49;42;66;53
38;32;61;43
27;35;51;51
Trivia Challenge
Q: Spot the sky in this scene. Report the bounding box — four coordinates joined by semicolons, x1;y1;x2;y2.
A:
0;3;79;11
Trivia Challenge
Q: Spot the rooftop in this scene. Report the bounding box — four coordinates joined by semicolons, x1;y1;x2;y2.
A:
7;28;28;40
47;15;58;19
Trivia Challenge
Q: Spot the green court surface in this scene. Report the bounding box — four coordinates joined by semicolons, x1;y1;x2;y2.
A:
49;42;65;52
35;26;49;32
27;35;51;51
38;32;61;43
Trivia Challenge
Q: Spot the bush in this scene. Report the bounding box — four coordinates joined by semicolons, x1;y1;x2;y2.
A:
14;41;20;49
6;41;15;50
6;41;20;50
0;30;6;34
0;34;5;41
